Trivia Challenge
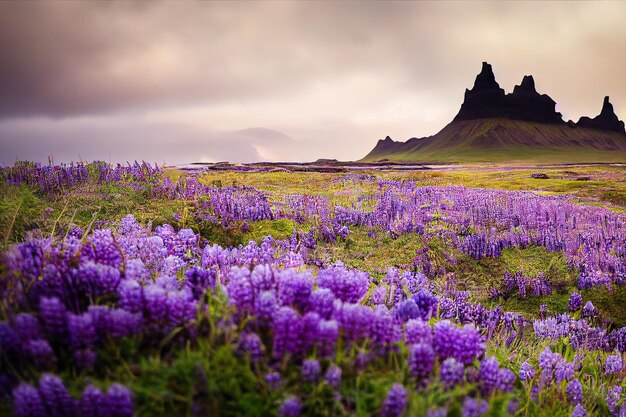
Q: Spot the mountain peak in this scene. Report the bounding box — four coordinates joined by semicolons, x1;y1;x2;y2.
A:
601;96;614;115
455;63;562;123
472;62;501;91
577;96;625;134
517;75;536;93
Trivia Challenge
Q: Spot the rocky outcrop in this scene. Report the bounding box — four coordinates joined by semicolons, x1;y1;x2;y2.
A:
507;75;563;123
453;62;507;121
453;63;563;124
576;96;626;134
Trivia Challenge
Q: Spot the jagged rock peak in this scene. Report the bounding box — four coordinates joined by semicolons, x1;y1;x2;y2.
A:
454;62;562;124
472;62;501;91
577;96;625;134
514;75;537;94
601;96;614;115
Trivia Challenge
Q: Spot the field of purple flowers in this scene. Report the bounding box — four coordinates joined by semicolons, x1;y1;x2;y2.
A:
0;161;625;417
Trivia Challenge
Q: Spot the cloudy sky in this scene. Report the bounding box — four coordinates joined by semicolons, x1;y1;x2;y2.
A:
0;1;624;165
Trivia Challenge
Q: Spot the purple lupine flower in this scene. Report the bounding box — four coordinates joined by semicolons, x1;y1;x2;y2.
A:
404;319;432;345
38;373;75;417
566;379;582;405
568;292;583;312
78;385;107;417
12;383;45;417
381;383;407;417
106;384;133;417
0;322;18;353
497;368;515;392
39;296;67;335
272;307;303;358
605;354;623;375
582;301;598;319
301;359;321;382
412;290;438;321
409;343;435;380
184;266;216;299
238;332;263;360
556;362;575;382
462;397;488;417
370;285;388;305
539;347;564;386
143;285;168;322
309;288;335;319
116;280;144;313
265;371;282;390
440;357;464;387
519;360;535;381
606;385;622;416
370;306;401;346
165;290;196;325
505;330;517;348
325;365;342;389
393;288;407;304
12;314;42;342
249;264;275;292
333;302;372;343
530;384;539;402
478;356;500;395
316;266;369;303
277;269;313;310
394;299;420;323
120;214;142;236
25;339;56;369
279;396;301;417
433;320;485;365
83;229;122;268
301;312;321;352
68;312;97;349
571;404;588;417
108;309;142;338
317;319;339;355
78;262;121;297
254;290;278;320
225;267;254;313
438;297;456;319
161;256;186;277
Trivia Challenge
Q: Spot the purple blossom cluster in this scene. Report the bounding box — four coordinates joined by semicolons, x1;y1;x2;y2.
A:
4;164;626;416
502;270;552;298
12;374;133;417
7;162;626;291
2;160;161;194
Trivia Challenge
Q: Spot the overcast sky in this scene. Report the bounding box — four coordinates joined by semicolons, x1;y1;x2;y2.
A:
0;1;624;165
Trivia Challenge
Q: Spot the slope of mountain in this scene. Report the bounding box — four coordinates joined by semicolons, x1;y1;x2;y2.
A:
362;63;626;163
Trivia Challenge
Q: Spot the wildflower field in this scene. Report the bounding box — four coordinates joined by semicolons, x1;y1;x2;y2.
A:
1;161;625;417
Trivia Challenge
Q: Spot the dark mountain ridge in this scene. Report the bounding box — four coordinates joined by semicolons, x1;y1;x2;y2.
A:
362;62;626;163
454;62;564;124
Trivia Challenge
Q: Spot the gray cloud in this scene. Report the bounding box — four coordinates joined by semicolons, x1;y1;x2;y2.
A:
0;1;624;163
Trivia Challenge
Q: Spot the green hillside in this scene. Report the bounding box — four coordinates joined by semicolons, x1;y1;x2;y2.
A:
361;118;626;163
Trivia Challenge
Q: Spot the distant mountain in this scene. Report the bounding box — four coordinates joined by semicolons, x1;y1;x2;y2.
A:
577;96;626;134
235;127;295;144
362;62;626;163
